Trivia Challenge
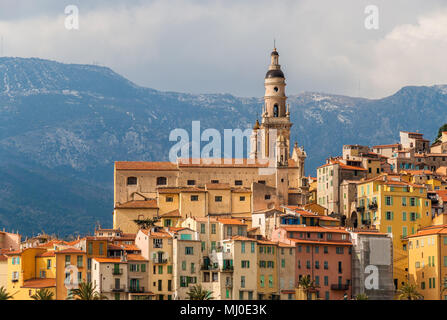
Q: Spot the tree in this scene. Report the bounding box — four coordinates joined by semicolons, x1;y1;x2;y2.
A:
434;123;447;143
0;286;14;300
298;276;318;299
396;283;423;300
31;288;54;300
133;217;159;230
186;284;213;300
67;281;108;300
355;293;369;300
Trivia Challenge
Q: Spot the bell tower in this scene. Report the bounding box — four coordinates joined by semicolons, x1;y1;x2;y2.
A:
257;47;292;160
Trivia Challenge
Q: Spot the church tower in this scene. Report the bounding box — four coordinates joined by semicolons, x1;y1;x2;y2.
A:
251;47;292;162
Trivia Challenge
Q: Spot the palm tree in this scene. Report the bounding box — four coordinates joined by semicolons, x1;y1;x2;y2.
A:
31;288;54;300
0;286;14;300
355;293;369;300
186;284;213;300
396;283;423;300
133;217;159;230
67;281;108;300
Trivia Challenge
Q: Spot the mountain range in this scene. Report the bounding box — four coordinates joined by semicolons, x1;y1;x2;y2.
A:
1;57;447;237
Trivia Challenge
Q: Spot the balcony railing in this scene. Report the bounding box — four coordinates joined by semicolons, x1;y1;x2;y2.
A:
110;284;126;292
331;284;349;290
357;206;365;213
201;264;219;271
112;268;123;275
152;258;168;264
368;203;378;210
222;266;234;272
129;286;145;293
225;280;233;288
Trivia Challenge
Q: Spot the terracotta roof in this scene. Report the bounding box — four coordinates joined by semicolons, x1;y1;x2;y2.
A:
278;242;295;248
231;188;251;193
5;250;21;256
175;158;299;168
38;239;68;248
281;226;349;234
217;218;247;226
115;161;178;171
406;225;447;238
318;160;366;171
257;239;279;245
21;278;56;288
157;187;206;193
402;170;434;175
115;200;158;209
288;238;352;246
436;190;447;202
205;183;231;190
94;257;125;263
160;209;181;218
55;248;85;254
127;254;147;261
140;229;173;239
231;236;257;241
372;144;400;148
37;251;55;257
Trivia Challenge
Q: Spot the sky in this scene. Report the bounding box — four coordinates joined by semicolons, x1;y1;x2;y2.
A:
1;0;447;98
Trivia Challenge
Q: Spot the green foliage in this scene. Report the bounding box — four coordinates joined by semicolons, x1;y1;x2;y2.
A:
133;217;159;230
355;293;369;300
434;123;447;143
186;285;213;300
30;288;54;300
67;281;108;300
0;286;14;300
396;283;423;300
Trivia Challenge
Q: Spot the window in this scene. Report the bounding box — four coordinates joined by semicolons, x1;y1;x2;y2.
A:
187;180;196;185
200;223;206;234
240;196;245;201
273;104;279;117
385;196;392;206
241;261;250;268
211;180;219;184
260;275;265;288
127;177;137;185
182;261;186;271
386;211;393;221
167;265;173;274
211;224;216;234
324;261;328;270
215;196;222;202
268;275;273;287
47;259;52;269
88;243;93;255
65;255;71;266
185;247;194;255
156;177;167;185
410;197;416;206
324;276;329;286
190;195;199;201
166;196;173;202
336;247;344;254
235;180;243;186
251;242;255;253
77;256;83;268
402;212;407;221
258;180;266;184
324;246;328;254
241;242;245;253
265;194;271;200
99;243;104;255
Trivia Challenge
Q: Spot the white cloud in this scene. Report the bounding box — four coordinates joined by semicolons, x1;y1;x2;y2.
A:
0;0;446;98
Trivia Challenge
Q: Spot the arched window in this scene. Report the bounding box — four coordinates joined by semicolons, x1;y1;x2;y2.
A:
273;104;279;117
156;177;167;185
127;177;137;185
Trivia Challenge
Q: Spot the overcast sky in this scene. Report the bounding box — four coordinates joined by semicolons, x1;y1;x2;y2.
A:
1;0;447;98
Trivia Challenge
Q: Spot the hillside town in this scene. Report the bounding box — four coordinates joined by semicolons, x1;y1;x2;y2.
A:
1;48;446;301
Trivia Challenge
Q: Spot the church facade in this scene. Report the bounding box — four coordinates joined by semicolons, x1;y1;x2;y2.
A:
113;49;309;233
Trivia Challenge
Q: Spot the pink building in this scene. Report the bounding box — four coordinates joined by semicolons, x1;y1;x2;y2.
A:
272;226;352;300
0;230;21;251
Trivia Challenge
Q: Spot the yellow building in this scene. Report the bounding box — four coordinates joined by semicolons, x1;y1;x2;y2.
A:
256;240;279;300
5;248;56;300
407;225;447;300
356;174;432;290
55;248;87;300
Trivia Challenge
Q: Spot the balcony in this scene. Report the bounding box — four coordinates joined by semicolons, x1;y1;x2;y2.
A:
201;264;219;271
225;280;233;288
111;284;126;292
12;278;19;283
357;206;365;213
368;203;378;211
331;284;349;291
222;266;234;272
112;268;123;275
129;286;145;293
152;258;168;264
